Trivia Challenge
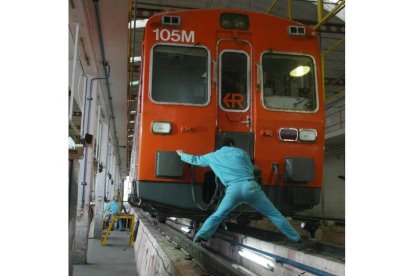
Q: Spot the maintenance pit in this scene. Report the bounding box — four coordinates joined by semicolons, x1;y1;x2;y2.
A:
132;209;345;276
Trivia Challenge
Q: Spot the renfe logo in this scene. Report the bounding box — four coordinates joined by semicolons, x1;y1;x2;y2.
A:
223;93;245;109
153;29;195;43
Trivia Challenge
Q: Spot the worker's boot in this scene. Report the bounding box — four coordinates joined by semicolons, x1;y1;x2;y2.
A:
193;236;207;245
290;239;316;250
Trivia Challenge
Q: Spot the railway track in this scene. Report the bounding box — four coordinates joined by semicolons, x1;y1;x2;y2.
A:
221;221;345;262
138;209;244;276
138;209;344;275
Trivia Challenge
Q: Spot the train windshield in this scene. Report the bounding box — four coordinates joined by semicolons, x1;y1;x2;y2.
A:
262;53;317;111
151;45;209;105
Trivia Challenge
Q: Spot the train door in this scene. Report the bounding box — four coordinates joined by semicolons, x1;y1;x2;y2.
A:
216;39;254;157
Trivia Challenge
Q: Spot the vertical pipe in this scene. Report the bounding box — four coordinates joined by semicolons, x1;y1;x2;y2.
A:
128;0;138;162
69;23;80;120
107;143;112;199
114;163;118;191
80;77;88;137
81;76;107;208
93;0;123;175
317;0;324;23
288;0;292;20
80;76;87;136
104;121;111;200
119;176;123;213
95;105;101;159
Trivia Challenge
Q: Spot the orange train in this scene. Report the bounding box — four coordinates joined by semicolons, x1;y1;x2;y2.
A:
129;9;325;220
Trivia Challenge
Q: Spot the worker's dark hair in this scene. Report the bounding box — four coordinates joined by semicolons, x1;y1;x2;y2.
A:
218;137;235;149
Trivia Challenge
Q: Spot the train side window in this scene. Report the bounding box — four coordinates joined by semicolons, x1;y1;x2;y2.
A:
219;51;249;111
151;45;209;105
261;53;317;112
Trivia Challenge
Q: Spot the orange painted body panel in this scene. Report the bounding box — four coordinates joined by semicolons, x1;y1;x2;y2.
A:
135;9;325;188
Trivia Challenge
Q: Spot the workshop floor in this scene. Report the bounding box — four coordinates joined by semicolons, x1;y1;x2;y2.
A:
73;230;137;276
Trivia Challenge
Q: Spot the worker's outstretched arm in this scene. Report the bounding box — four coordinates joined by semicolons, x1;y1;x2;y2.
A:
176;150;212;167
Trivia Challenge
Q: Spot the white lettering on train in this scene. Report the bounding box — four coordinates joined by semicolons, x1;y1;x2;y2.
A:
153;29;195;43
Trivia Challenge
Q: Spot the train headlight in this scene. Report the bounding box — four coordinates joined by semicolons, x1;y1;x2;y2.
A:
151;121;172;134
299;129;317;142
279;128;298;142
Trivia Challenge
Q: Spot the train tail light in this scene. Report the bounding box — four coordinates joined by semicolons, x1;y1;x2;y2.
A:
299;129;317;142
279;128;298;141
151;121;172;134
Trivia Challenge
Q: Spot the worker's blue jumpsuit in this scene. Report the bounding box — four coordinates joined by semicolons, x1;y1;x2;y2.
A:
105;201;122;228
180;146;301;242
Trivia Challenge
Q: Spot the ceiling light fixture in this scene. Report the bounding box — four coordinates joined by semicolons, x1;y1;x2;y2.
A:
128;19;148;29
130;56;141;63
180;226;191;233
290;65;310;77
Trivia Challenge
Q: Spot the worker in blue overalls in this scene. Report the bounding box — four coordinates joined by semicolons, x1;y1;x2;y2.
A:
104;197;127;229
177;137;301;244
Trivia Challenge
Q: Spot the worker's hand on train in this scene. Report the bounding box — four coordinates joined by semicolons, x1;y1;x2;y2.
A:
176;150;184;156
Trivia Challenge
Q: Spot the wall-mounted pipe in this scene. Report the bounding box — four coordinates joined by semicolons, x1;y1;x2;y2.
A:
127;0;138;170
81;75;108;208
103;121;111;201
69;22;80;121
93;0;123;175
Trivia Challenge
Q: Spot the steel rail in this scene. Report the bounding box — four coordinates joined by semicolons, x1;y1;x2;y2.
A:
162;215;342;275
214;233;336;276
222;221;345;260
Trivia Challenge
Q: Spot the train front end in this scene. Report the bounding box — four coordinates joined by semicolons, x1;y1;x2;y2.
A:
130;9;325;218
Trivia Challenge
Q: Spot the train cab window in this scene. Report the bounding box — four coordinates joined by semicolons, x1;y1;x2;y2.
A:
151;45;209;105
220;51;249;111
261;53;317;112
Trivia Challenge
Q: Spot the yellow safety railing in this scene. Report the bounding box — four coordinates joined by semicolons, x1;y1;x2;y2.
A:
265;0;345;104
